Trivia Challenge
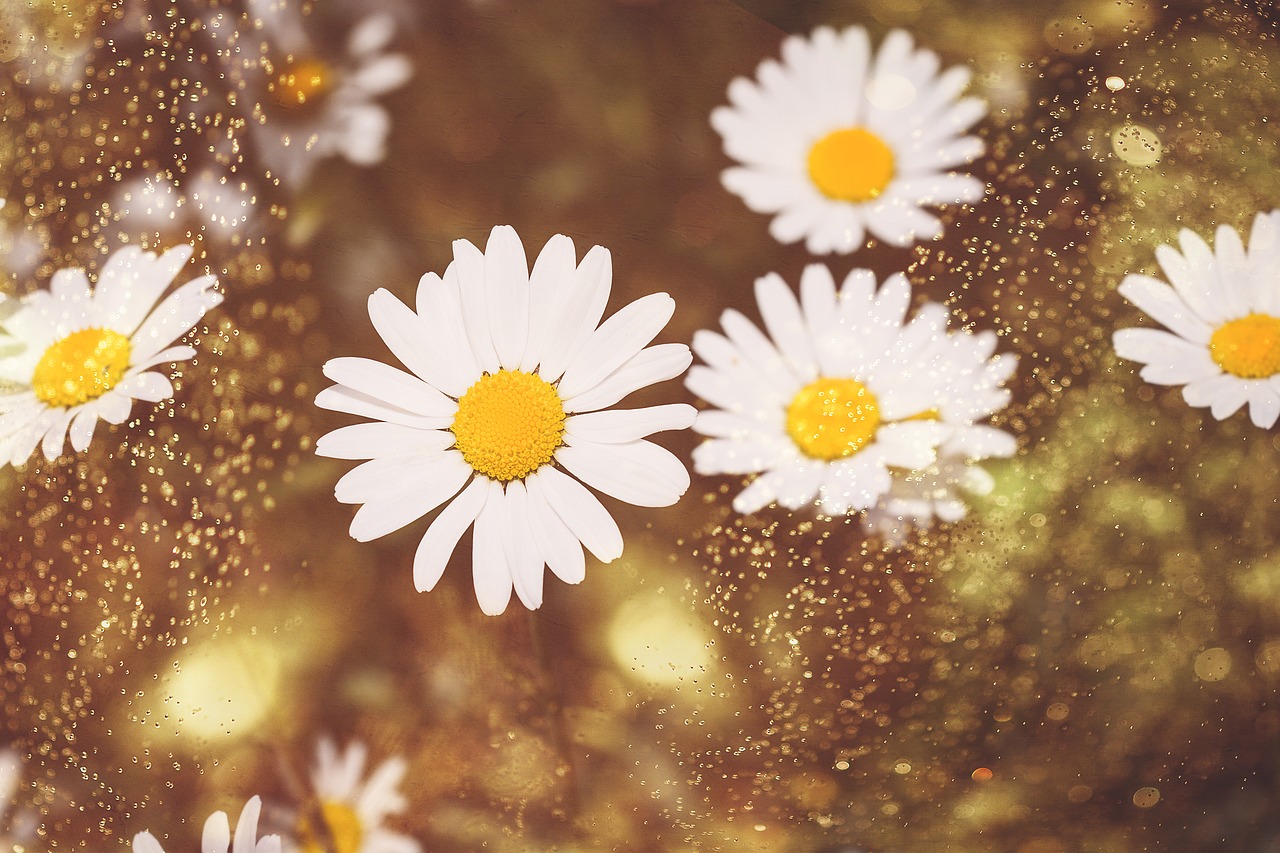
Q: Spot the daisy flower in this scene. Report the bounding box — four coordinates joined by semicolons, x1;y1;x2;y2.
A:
252;4;413;186
685;264;1016;518
292;739;419;853
133;795;281;853
711;25;986;254
0;245;222;466
1114;211;1280;428
315;226;696;616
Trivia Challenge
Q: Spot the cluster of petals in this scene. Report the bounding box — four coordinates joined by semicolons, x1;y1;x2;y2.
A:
133;796;280;853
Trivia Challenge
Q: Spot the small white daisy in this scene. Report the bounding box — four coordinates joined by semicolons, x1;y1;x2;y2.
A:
712;25;986;254
0;245;222;466
252;5;413;186
291;739;419;853
316;225;696;615
685;264;1016;519
1114;210;1280;428
133;795;281;853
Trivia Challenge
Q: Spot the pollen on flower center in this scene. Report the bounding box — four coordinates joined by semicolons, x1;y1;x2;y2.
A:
270;57;332;109
1209;313;1280;379
451;369;566;481
785;377;881;461
299;801;363;853
806;127;895;202
31;327;132;408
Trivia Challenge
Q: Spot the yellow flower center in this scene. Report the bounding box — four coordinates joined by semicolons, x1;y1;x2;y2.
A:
31;328;132;408
785;377;881;461
269;57;332;109
298;801;363;853
806;127;895;202
1209;313;1280;379
451;369;566;482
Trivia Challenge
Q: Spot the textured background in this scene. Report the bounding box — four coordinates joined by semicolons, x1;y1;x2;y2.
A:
3;0;1280;849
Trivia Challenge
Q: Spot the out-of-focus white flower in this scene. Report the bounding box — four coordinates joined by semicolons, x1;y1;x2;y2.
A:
290;739;420;853
133;795;282;853
712;25;986;254
109;168;260;245
1115;210;1280;428
251;4;413;186
0;245;222;466
686;264;1015;523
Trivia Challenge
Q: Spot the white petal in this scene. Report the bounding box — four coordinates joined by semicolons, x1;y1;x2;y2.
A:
316;422;454;460
201;810;230;853
754;272;818;380
520;234;578;374
322;356;457;418
556;292;675;401
231;797;263;853
564;403;696;444
315;386;445;429
483;225;530;370
333;447;454;504
525;478;586;585
133;832;167;853
534;244;611;384
347;452;472;541
1117;273;1213;344
452;237;502;374
562;343;691;413
413;475;486;592
366;288;461;392
115;371;173;404
501;480;545;610
472;480;514;616
414;271;483;397
530;465;623;563
555;439;690;507
129;275;222;362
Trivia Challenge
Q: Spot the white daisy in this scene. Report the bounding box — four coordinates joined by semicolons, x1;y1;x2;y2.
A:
685;264;1016;518
711;25;986;254
1114;210;1280;428
315;225;696;615
252;5;413;186
292;739;419;853
110;168;260;245
133;795;281;853
0;245;222;466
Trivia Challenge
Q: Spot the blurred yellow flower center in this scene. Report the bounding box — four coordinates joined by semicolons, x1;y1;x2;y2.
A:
786;377;881;461
807;127;895;202
1210;313;1280;378
270;57;332;108
32;328;131;408
451;369;566;481
299;801;363;853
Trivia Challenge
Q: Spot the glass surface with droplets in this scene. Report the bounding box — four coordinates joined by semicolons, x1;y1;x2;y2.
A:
1;0;1278;850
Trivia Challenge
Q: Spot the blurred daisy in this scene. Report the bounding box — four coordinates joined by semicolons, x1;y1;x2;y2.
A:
1115;211;1280;428
685;264;1015;519
252;4;413;186
293;739;419;853
712;25;986;254
0;750;37;849
110;168;259;245
864;450;1006;545
316;225;695;615
0;245;222;466
133;795;281;853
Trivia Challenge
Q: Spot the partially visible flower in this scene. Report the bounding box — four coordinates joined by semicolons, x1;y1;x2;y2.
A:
252;4;413;186
109;168;260;245
133;795;281;853
685;264;1015;521
1114;211;1280;428
292;739;419;853
0;245;222;466
712;25;986;255
316;225;695;615
863;450;1005;545
0;750;37;849
0;199;46;285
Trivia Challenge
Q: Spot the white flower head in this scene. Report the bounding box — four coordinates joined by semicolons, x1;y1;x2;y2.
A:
686;264;1016;521
1114;210;1280;428
110;168;259;244
290;739;419;853
0;245;222;466
252;6;413;186
316;225;696;615
133;795;281;853
712;25;987;255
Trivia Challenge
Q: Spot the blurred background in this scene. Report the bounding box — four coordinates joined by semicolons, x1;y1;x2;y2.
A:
3;0;1280;849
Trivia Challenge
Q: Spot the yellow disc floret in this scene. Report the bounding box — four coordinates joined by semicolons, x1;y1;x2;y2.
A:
451;369;566;481
269;57;332;109
785;377;881;461
806;127;895;202
32;328;132;408
298;801;363;853
1209;312;1280;379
